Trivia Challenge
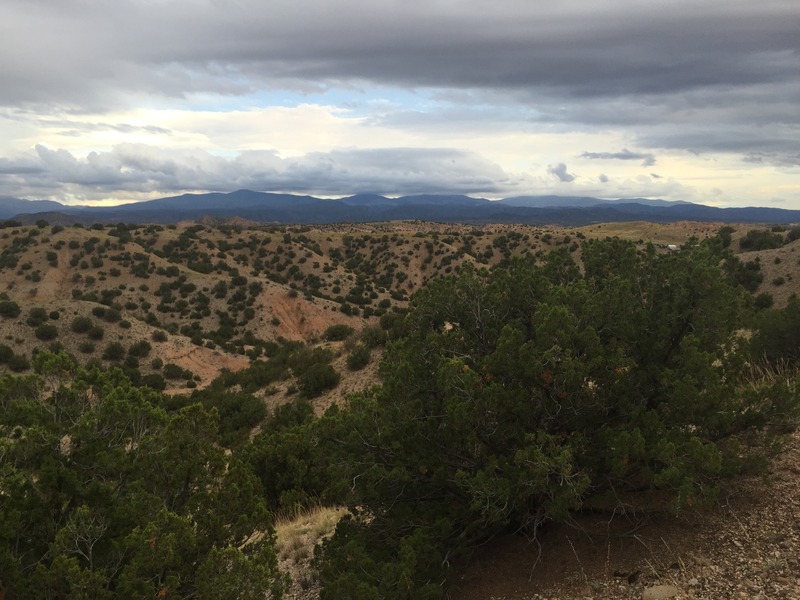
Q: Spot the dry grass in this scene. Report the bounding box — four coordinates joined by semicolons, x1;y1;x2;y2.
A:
274;505;348;599
275;505;348;564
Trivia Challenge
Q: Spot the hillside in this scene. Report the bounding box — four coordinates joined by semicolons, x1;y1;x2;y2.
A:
0;217;797;398
1;218;799;599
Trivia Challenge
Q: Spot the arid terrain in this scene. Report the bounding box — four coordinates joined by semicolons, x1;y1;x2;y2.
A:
1;217;799;599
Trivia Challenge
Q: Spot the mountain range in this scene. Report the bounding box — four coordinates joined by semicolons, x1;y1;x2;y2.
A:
2;190;798;226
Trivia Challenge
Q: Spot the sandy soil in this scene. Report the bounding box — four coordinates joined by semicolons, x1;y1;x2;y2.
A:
454;432;800;600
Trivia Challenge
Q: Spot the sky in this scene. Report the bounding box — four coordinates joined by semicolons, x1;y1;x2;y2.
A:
0;0;798;208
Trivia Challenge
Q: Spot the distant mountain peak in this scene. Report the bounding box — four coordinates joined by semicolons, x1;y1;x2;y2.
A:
2;190;798;226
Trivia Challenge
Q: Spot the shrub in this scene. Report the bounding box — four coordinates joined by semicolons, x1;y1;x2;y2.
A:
26;307;49;327
7;354;29;372
71;316;93;334
739;229;784;251
78;341;96;354
0;344;13;363
298;363;340;397
316;238;800;597
359;325;386;349
754;292;774;310
34;324;58;341
128;340;152;358
751;296;800;364
163;363;190;380
142;373;166;390
104;307;122;323
102;342;125;361
323;324;355;341
346;344;370;371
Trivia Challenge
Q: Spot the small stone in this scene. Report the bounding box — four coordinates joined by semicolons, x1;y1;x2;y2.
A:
688;577;700;587
642;584;681;600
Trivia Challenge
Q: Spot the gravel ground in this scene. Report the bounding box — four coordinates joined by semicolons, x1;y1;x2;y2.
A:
456;431;800;600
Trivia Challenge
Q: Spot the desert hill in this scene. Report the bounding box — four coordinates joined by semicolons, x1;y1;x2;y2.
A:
2;217;800;599
0;218;797;394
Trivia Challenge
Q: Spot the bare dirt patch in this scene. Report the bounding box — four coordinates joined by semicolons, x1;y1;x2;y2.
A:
160;339;250;391
454;432;800;600
255;286;364;343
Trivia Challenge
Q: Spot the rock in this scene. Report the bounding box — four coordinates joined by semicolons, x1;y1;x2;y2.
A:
642;585;681;600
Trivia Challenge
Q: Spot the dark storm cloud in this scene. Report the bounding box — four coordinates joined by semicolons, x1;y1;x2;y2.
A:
581;149;656;167
1;1;797;105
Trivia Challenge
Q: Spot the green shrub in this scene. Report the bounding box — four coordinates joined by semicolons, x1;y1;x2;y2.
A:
359;325;386;349
323;324;355;341
102;341;125;361
754;292;774;310
0;344;13;363
316;238;800;597
346;344;370;371
739;228;784;251
26;307;49;327
7;354;29;372
34;324;58;341
142;372;166;390
751;296;800;364
163;363;191;380
128;340;152;358
78;341;96;354
71;316;93;333
299;363;340;397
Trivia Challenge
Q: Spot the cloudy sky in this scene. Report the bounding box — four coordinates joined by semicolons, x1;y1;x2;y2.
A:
1;0;798;207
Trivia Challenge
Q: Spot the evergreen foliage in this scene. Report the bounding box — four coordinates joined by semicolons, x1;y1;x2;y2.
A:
0;354;287;599
751;295;800;364
314;238;799;598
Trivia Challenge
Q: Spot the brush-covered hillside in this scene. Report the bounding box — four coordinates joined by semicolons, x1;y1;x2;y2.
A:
1;218;798;389
1;217;800;600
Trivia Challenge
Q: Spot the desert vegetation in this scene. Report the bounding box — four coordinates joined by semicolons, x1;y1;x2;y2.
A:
0;219;799;598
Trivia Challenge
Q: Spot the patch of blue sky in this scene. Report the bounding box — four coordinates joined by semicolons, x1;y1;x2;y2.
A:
172;84;438;116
